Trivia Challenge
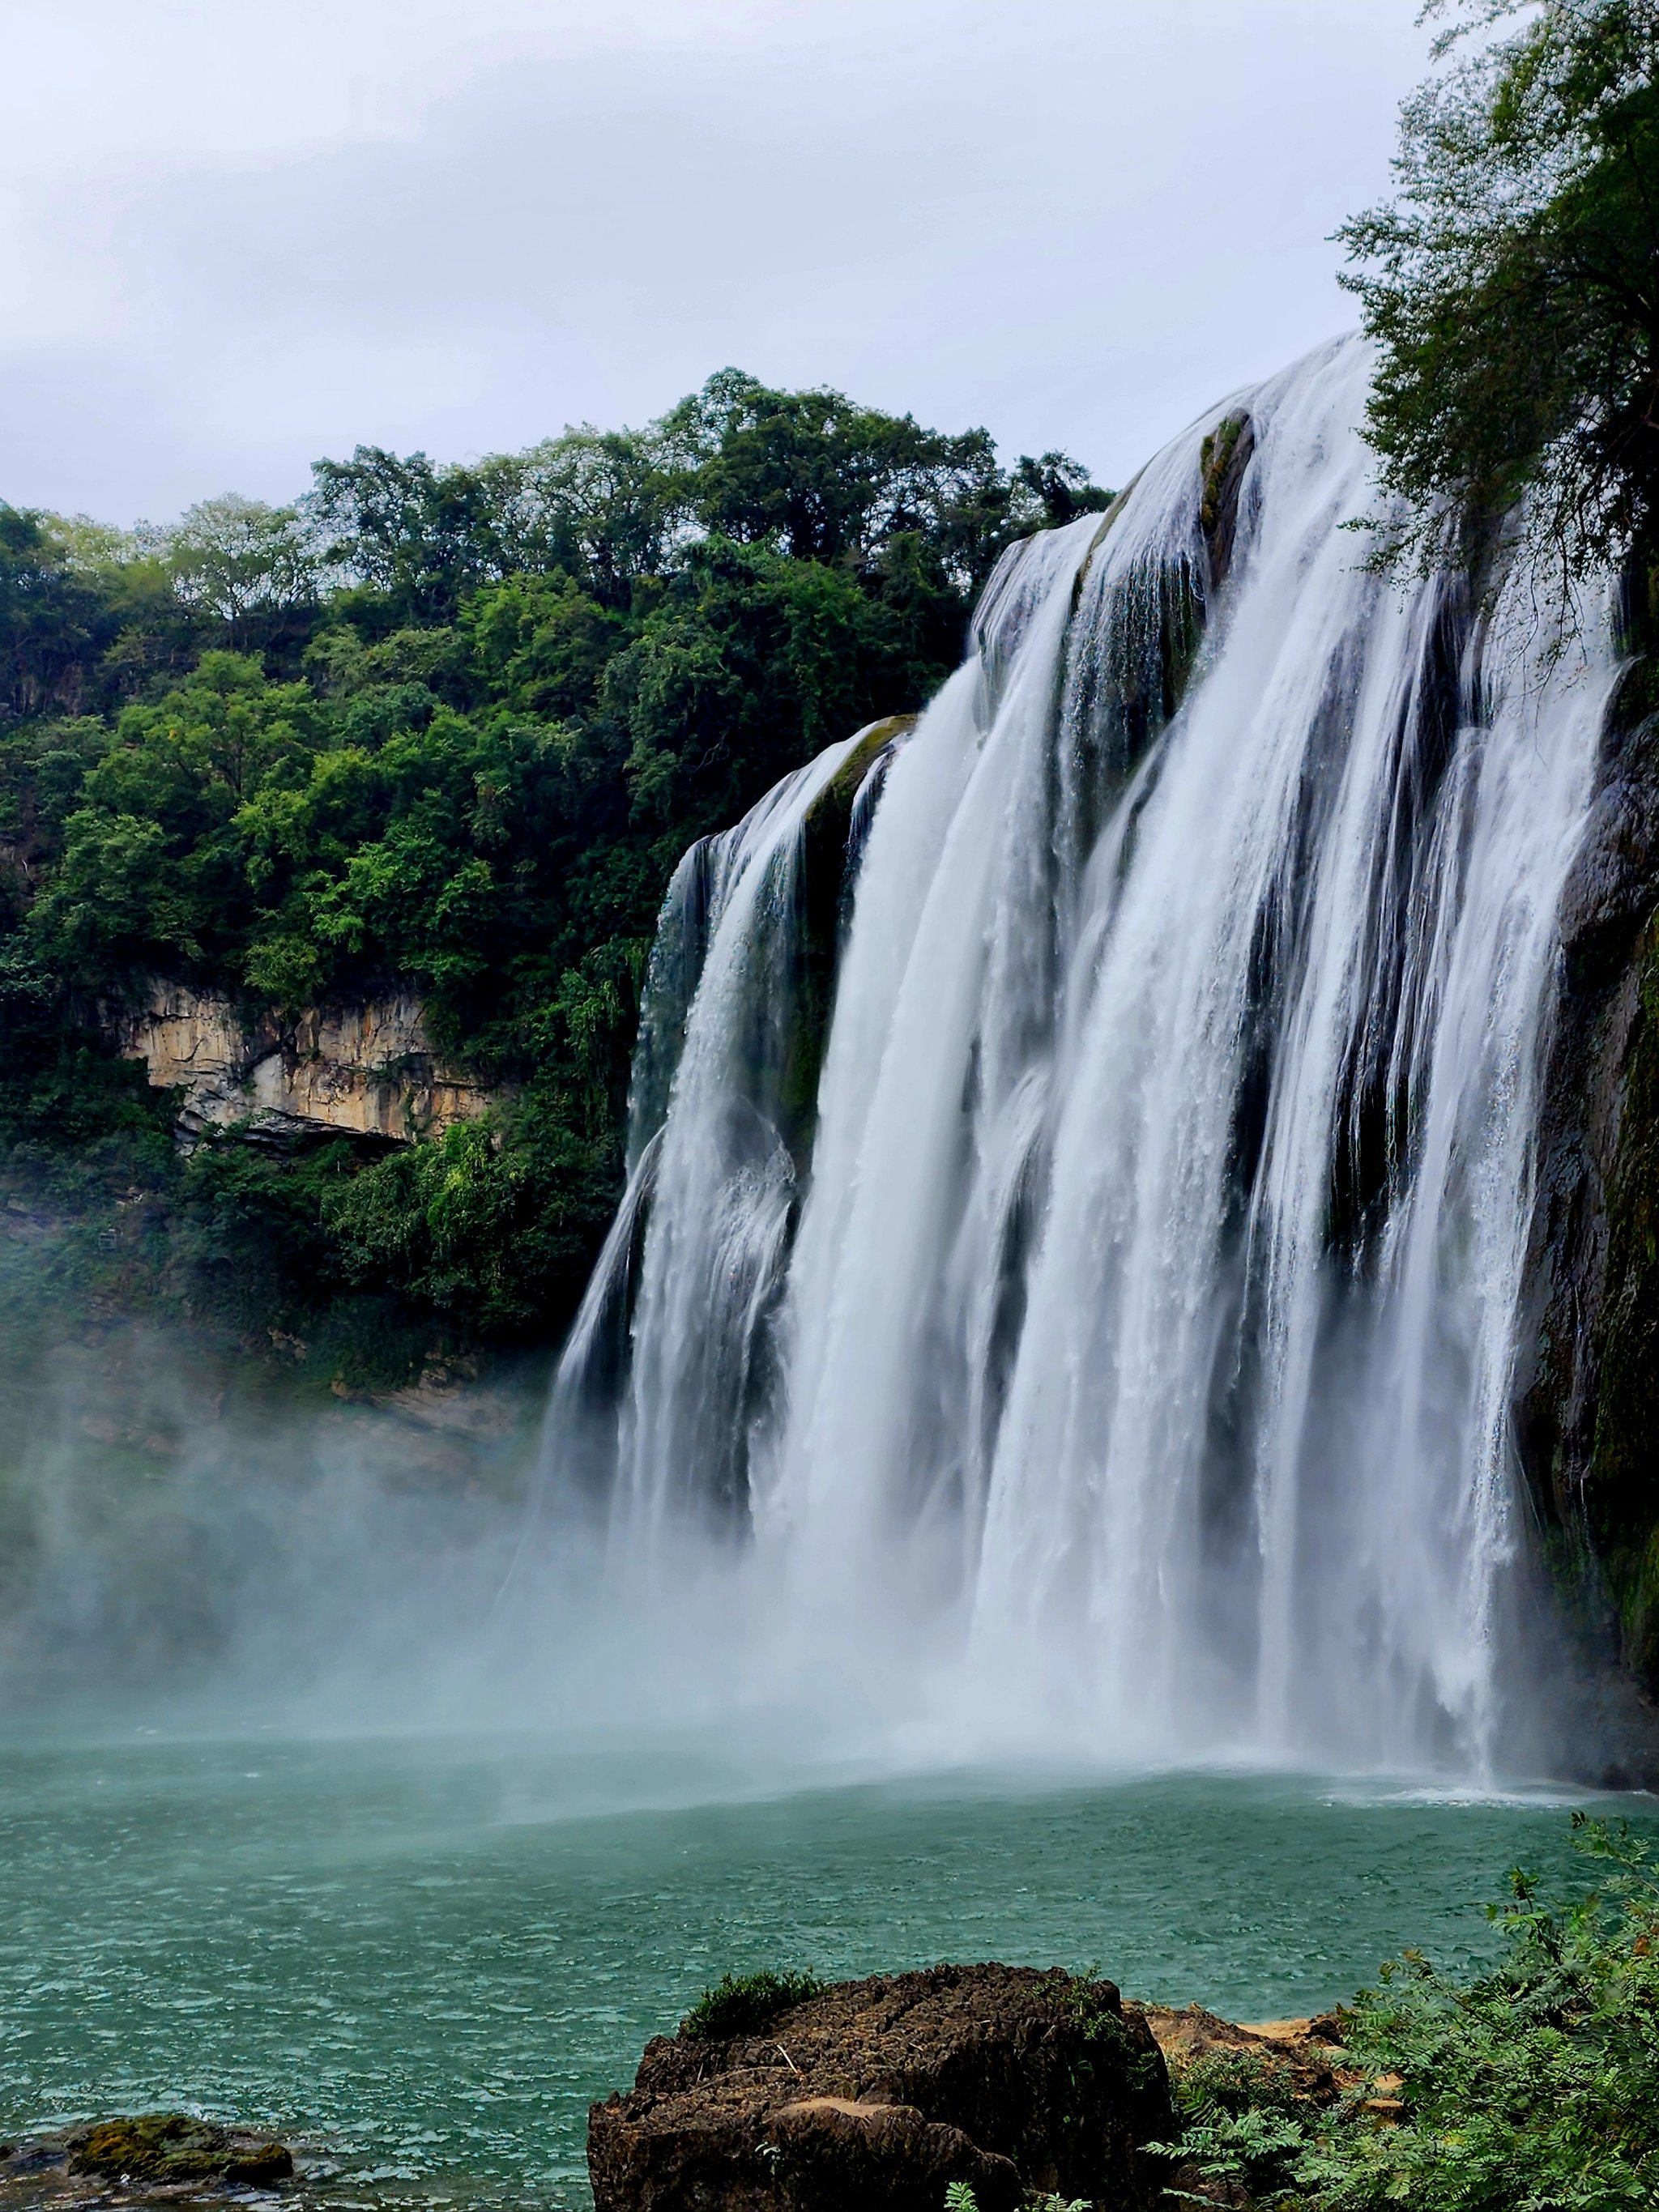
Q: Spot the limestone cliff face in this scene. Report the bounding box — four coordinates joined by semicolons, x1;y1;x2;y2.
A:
109;983;493;1146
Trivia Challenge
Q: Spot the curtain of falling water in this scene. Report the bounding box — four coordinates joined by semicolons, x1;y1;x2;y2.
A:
548;338;1615;1775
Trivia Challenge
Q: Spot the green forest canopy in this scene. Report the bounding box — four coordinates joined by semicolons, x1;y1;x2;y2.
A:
0;371;1108;1368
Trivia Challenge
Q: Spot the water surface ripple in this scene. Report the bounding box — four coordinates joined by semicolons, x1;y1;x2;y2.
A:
1;1731;1642;2208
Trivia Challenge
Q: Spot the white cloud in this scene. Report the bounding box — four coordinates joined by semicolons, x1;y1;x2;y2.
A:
0;0;1427;521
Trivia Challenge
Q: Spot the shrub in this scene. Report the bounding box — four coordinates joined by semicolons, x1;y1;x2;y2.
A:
1150;1814;1659;2210
679;1969;823;2042
1149;2044;1315;2204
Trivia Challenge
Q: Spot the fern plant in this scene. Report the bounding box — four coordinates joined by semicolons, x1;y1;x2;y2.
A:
1145;2043;1316;2203
943;2190;1089;2212
1149;1815;1659;2211
1290;1815;1659;2210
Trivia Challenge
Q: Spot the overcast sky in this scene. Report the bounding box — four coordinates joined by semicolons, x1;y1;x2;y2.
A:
2;0;1429;526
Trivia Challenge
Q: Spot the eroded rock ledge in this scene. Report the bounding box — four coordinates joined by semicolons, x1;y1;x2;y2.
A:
107;982;492;1148
587;1963;1170;2212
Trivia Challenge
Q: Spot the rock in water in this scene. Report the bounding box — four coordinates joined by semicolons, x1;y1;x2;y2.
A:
66;2115;293;2186
586;1963;1170;2212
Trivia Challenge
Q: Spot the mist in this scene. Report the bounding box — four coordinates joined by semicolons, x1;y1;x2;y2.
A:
0;1217;966;1810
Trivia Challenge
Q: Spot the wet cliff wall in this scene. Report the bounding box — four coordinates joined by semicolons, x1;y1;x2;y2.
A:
1519;668;1659;1697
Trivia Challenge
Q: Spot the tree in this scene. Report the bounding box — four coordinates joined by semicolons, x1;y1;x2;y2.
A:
1337;0;1659;597
0;507;114;717
1012;450;1115;530
664;368;1019;584
608;535;930;838
307;448;499;626
479;428;684;607
160;495;318;654
463;571;627;718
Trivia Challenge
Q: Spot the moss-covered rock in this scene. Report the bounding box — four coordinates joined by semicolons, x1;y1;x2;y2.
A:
1199;411;1255;597
66;2114;293;2187
776;715;916;1157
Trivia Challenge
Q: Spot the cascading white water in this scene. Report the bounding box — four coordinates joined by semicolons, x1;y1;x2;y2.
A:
548;725;885;1555
551;336;1617;1775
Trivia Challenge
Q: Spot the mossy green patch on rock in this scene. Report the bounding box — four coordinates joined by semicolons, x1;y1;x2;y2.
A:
815;714;917;823
776;715;916;1157
1198;411;1255;599
67;2115;293;2187
1198;416;1246;537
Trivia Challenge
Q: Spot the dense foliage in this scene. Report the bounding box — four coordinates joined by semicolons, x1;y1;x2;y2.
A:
1153;1815;1659;2211
1338;0;1659;598
0;373;1107;1375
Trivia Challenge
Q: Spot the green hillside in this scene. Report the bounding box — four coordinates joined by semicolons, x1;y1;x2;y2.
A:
0;373;1106;1383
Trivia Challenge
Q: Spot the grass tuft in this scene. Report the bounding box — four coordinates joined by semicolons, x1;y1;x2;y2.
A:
679;1968;823;2042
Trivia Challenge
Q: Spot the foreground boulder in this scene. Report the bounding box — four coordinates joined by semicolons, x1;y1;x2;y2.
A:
587;1963;1170;2212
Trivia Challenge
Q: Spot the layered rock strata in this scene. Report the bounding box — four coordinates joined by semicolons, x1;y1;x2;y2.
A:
108;982;491;1147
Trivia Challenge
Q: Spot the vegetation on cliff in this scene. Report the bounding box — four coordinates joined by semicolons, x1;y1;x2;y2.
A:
679;1969;825;2042
1152;1815;1659;2210
1338;0;1659;600
0;377;1107;1375
1339;0;1659;1694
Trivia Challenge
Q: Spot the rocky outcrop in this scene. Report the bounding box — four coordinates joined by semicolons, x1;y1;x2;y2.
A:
586;1963;1170;2212
1130;2004;1349;2108
1198;411;1256;598
2;2116;292;2198
1127;2007;1375;2210
109;982;492;1147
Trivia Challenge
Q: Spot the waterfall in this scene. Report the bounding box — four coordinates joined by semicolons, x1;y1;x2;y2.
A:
546;337;1617;1776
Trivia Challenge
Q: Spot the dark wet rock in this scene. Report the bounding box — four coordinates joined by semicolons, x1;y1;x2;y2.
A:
587;1961;1171;2212
1559;717;1659;970
0;2116;292;2201
1515;705;1659;1731
783;713;917;1160
767;2099;1023;2212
